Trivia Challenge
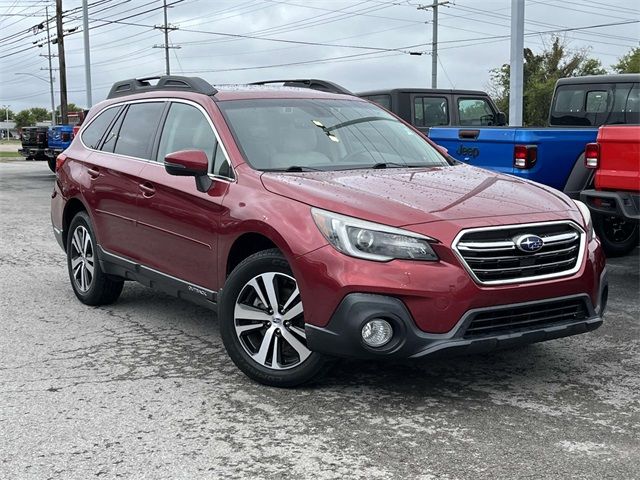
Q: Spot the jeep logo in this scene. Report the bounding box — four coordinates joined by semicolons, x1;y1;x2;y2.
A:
456;144;480;158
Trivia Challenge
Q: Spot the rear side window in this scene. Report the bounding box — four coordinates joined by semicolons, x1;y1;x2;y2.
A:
113;102;164;159
81;106;120;149
457;98;495;126
413;96;448;127
364;94;391;110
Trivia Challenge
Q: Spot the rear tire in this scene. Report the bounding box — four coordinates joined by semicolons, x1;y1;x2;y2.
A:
47;157;56;172
219;249;333;387
66;211;124;305
593;213;639;257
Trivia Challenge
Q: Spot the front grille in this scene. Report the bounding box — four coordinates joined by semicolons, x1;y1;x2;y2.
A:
464;297;590;338
454;222;584;284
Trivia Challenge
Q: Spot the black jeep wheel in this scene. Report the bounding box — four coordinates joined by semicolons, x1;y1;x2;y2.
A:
593;213;639;257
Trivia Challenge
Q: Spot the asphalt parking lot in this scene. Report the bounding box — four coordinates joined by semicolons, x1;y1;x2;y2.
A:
1;159;638;480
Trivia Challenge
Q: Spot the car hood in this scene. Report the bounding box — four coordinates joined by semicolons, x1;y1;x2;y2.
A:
260;164;575;227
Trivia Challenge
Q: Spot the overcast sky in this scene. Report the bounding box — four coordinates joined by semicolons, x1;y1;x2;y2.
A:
1;0;638;113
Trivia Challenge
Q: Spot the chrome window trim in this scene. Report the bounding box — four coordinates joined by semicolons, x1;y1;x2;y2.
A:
451;220;586;286
78;97;236;183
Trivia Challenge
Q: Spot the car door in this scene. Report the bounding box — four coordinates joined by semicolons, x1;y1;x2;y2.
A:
135;100;232;291
83;101;166;260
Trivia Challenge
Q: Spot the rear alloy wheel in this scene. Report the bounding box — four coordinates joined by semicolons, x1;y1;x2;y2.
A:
66;211;124;305
220;249;332;387
594;213;639;257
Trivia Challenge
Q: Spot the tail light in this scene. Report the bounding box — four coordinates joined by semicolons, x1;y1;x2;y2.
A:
585;143;599;169
55;153;67;172
513;145;537;169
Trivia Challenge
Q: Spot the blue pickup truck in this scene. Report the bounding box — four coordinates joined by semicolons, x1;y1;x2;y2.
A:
45;125;74;172
429;74;640;199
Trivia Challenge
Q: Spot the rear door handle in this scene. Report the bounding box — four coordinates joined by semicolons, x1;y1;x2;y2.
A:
139;182;156;197
87;167;100;179
459;129;480;140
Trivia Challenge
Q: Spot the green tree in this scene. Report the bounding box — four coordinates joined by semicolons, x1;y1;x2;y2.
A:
14;110;35;130
0;107;15;121
29;107;50;121
56;103;82;114
612;47;640;73
489;37;607;126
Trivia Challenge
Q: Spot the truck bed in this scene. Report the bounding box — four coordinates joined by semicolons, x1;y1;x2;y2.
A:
428;126;598;192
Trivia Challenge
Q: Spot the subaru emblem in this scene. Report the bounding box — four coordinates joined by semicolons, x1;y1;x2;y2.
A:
515;234;544;253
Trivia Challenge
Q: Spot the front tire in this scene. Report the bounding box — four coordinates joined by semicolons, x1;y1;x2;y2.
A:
219;249;332;387
593;213;639;257
66;211;124;305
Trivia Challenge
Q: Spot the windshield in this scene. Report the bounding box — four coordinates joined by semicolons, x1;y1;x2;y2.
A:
218;98;450;171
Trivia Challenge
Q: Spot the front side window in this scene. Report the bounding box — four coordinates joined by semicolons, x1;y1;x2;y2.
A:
413;96;448;127
81;106;120;149
113;102;164;159
156;102;215;165
457;98;495;126
218;98;450;172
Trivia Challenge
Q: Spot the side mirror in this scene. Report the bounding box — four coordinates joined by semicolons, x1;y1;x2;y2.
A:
164;149;212;193
495;112;507;126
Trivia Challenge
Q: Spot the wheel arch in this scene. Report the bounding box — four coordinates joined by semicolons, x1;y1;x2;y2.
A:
61;197;90;251
224;232;281;278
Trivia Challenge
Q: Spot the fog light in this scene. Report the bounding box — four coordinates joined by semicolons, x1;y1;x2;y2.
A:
361;319;393;347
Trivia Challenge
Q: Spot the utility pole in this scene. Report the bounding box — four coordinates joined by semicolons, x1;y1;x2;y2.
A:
153;0;180;75
418;1;449;89
509;0;525;126
82;0;92;107
2;105;9;141
44;6;56;125
55;0;68;124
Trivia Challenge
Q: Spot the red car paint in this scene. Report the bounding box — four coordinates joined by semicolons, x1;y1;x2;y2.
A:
593;125;640;192
52;86;606;338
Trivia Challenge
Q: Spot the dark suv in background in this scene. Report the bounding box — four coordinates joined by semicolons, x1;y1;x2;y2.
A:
51;76;607;387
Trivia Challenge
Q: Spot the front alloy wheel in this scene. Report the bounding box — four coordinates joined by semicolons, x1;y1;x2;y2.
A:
219;249;332;387
234;272;310;370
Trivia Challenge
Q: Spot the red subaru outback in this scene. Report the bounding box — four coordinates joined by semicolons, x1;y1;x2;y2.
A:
51;76;608;387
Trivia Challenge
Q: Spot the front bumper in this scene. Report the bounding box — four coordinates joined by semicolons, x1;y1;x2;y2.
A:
581;189;640;221
306;290;606;359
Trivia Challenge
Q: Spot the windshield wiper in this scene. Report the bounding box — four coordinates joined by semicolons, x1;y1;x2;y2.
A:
263;165;323;172
371;162;417;169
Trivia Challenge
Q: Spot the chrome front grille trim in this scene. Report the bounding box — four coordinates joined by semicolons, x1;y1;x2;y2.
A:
452;221;586;286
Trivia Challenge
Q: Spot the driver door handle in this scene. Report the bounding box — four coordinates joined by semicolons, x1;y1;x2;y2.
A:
139;182;156;197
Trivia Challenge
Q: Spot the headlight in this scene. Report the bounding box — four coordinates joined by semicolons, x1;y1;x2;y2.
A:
311;208;438;262
573;199;594;240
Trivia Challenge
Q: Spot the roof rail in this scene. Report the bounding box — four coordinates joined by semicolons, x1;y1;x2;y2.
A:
249;79;352;95
107;75;218;99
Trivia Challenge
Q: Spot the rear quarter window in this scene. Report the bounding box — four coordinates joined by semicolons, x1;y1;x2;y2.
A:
81;106;120;149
